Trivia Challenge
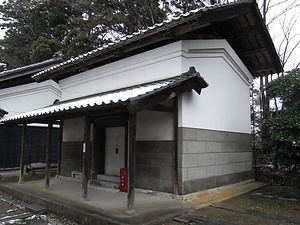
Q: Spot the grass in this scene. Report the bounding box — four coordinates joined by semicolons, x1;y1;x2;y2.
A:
221;185;300;220
254;185;300;199
164;185;300;225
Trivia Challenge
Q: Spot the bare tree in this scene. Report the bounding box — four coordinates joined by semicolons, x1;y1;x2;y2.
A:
277;12;300;70
253;0;300;159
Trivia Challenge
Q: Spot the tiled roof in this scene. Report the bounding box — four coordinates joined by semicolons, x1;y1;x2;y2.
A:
32;0;247;80
0;52;64;82
0;52;64;89
1;67;208;124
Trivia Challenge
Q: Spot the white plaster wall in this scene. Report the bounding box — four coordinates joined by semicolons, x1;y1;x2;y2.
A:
178;40;253;134
0;80;61;118
59;42;183;101
59;40;252;134
136;110;174;141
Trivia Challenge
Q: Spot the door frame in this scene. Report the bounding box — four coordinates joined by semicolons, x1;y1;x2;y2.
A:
93;118;128;178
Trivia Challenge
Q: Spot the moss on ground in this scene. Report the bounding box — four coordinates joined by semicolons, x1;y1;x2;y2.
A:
164;185;300;225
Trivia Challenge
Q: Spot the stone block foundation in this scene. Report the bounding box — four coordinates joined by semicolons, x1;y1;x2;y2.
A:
178;127;253;195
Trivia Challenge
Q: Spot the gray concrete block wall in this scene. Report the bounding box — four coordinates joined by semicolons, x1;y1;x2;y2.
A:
136;141;174;193
178;127;253;194
60;141;83;177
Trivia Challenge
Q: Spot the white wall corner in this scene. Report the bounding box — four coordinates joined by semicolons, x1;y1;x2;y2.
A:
0;79;62;118
181;40;253;85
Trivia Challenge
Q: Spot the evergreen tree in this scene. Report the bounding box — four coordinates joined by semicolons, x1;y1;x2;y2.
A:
0;0;221;70
0;0;168;70
0;0;85;68
264;68;300;171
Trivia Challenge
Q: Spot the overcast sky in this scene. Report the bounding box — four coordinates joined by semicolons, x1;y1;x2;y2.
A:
266;0;300;70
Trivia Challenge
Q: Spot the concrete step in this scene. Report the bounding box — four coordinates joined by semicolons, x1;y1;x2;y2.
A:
91;179;119;189
96;174;119;183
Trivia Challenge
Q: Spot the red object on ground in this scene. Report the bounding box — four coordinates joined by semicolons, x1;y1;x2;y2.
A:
120;167;128;193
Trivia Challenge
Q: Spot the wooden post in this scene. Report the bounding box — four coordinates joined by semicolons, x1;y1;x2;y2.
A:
45;122;53;190
18;123;27;184
82;116;91;199
57;121;63;176
127;113;136;213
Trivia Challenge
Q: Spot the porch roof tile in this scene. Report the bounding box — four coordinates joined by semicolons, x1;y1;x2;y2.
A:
0;67;208;125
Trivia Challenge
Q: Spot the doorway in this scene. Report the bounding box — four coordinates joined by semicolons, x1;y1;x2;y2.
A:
93;121;128;183
104;126;125;176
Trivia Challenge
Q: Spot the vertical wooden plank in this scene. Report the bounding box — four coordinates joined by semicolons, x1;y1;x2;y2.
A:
57;121;63;176
18;123;27;184
173;97;179;195
45;122;53;190
124;123;128;168
98;127;105;175
127;113;136;213
82;116;91;199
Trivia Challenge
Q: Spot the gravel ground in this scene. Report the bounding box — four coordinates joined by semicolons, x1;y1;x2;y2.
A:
0;190;78;225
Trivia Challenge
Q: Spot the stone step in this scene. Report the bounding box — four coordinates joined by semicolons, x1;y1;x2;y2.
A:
25;204;47;214
91;179;119;189
96;174;119;183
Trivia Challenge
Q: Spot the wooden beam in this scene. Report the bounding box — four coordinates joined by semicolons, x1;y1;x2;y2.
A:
250;65;275;74
227;28;258;41
82;116;91;199
18;123;27;184
127;113;136;213
147;104;177;113
239;47;268;58
45;122;53;190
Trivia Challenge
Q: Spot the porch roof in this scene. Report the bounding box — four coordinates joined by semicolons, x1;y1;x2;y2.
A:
1;67;208;125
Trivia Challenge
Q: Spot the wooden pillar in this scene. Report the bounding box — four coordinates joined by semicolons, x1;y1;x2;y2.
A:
18;123;27;184
82;116;91;199
127;113;136;213
45;122;53;190
57;121;63;176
